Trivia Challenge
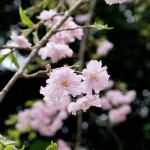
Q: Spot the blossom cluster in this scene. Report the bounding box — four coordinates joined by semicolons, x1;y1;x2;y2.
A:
10;9;83;64
97;40;114;57
40;60;110;115
11;32;32;47
101;90;136;124
16;96;70;136
38;9;83;63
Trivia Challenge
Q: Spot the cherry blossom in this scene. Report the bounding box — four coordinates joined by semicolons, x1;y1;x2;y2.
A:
97;40;113;57
16;96;70;136
10;32;32;47
75;13;90;24
82;60;110;94
108;105;131;124
101;90;136;124
68;94;102;115
38;10;83;62
40;67;82;102
38;41;73;63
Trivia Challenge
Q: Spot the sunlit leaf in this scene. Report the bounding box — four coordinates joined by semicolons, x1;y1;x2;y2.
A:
19;6;34;27
21;28;32;37
0;139;18;146
45;141;57;150
3;145;13;150
0;52;11;63
91;22;113;31
32;30;39;44
20;145;25;150
9;53;20;69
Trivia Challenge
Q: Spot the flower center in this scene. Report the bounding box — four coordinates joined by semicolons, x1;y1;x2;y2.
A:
60;80;69;88
90;74;98;81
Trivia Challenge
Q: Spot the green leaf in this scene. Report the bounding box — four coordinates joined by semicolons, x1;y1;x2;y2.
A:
20;145;25;150
91;22;113;31
9;53;20;69
0;52;11;63
45;141;57;150
21;28;32;37
0;139;18;146
7;130;20;139
4;145;13;150
43;0;49;9
32;30;39;44
5;114;18;126
28;132;36;140
19;6;34;27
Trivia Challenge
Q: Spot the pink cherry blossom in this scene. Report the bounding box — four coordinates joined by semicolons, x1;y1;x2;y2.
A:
39;10;55;20
106;90;136;106
50;17;83;44
40;67;82;102
75;13;90;24
101;96;112;110
68;94;101;115
103;79;114;90
16;96;70;136
105;0;130;5
39;11;83;44
38;41;73;63
97;40;113;57
82;60;110;94
10;32;32;47
15;109;32;133
76;94;102;111
67;102;82;115
57;139;71;150
108;105;131;124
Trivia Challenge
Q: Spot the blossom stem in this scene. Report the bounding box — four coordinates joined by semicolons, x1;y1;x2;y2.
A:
57;25;91;32
76;0;97;148
106;125;123;150
0;0;90;103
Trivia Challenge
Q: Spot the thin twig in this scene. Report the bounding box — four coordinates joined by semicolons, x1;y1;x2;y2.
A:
22;70;49;78
106;125;124;150
57;25;91;32
0;0;90;103
76;0;97;149
22;64;51;78
25;0;52;18
0;45;32;51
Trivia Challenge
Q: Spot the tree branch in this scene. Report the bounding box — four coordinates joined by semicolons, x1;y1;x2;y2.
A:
0;45;32;51
0;0;90;103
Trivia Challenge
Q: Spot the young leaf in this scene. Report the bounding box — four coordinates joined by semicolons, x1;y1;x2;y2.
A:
3;145;13;150
0;52;11;63
20;145;25;150
91;22;113;31
0;138;18;146
21;28;32;37
19;6;34;27
45;141;57;150
32;30;39;44
9;53;20;69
